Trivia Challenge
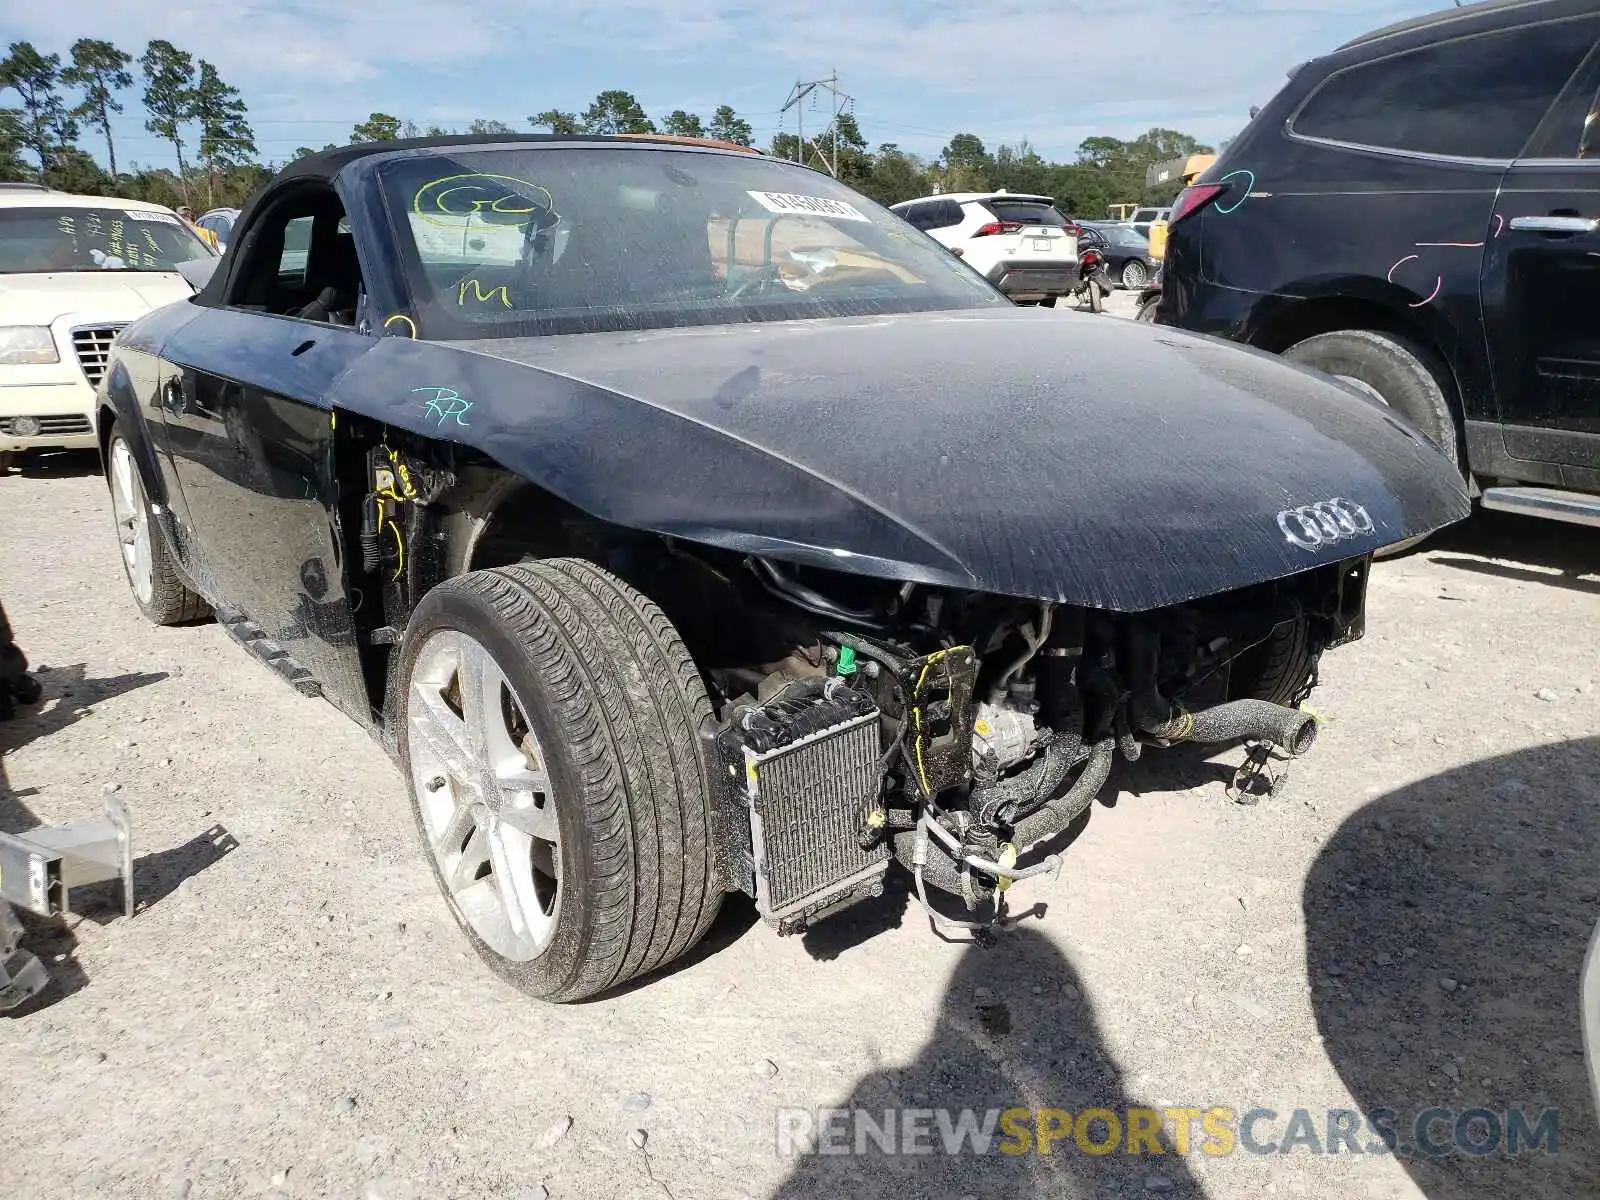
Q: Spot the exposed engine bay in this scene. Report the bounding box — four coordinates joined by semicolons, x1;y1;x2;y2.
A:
691;552;1369;941
346;441;1373;946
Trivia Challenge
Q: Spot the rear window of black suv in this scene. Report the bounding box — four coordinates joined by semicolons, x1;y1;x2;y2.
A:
1290;15;1600;160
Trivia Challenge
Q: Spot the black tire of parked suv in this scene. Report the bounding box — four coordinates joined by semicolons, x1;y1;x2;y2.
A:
1282;330;1462;556
106;431;210;626
1282;330;1462;469
1136;293;1160;323
397;559;722;1002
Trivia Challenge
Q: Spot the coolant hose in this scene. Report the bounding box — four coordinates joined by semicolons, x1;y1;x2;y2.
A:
1125;620;1316;756
971;731;1086;825
1010;737;1116;851
1167;698;1319;757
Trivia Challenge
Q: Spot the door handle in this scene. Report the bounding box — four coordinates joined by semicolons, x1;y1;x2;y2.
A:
1508;215;1600;234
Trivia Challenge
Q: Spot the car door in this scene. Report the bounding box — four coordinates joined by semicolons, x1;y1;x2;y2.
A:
156;187;377;722
1482;31;1600;484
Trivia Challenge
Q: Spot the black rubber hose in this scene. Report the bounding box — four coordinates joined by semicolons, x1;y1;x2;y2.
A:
1126;625;1317;757
971;731;1086;825
1179;698;1319;757
1010;737;1116;851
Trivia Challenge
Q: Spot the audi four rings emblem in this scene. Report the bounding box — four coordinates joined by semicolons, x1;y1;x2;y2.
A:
1276;498;1375;550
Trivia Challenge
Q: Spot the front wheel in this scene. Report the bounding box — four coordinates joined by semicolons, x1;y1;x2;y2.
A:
398;559;722;1002
1120;260;1148;290
106;432;209;626
1282;330;1462;557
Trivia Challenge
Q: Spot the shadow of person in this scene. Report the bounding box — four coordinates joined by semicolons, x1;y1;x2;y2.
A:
1305;737;1600;1198
772;925;1207;1198
0;663;171;783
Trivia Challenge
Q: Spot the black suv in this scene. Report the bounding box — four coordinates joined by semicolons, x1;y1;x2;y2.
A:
1161;0;1600;530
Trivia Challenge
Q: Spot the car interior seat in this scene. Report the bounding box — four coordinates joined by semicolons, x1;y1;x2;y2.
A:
297;228;363;325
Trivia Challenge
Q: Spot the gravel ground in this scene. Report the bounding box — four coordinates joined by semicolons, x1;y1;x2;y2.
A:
2;411;1597;1199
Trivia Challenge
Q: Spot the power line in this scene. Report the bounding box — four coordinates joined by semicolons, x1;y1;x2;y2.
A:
779;71;853;177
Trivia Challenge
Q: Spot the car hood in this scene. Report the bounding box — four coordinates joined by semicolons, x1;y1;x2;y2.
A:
0;271;193;325
342;307;1470;611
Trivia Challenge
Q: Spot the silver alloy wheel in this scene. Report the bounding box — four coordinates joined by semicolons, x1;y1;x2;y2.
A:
109;438;154;607
1122;260;1148;290
406;629;561;961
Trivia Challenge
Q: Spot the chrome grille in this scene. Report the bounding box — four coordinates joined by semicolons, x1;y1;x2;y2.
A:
70;326;124;388
0;415;92;437
746;711;889;920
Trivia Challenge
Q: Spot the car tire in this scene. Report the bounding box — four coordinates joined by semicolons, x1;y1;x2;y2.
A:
106;431;209;626
1120;260;1148;290
1226;603;1317;709
1136;293;1160;323
398;558;722;1002
1281;330;1462;556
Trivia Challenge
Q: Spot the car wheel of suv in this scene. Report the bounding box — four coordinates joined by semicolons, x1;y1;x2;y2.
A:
398;559;722;1002
1121;260;1148;290
1282;330;1462;556
106;432;209;626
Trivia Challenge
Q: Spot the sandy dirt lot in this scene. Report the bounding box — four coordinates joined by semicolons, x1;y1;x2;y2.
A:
1;385;1597;1199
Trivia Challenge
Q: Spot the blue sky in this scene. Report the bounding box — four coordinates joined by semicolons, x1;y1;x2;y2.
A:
4;0;1449;169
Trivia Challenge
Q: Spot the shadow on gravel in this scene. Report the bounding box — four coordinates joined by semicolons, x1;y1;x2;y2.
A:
0;448;102;479
771;926;1205;1199
585;896;763;1003
1426;509;1600;596
0;664;170;789
129;824;240;916
1305;736;1600;1199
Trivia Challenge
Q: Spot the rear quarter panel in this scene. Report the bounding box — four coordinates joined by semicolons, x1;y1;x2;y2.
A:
1173;130;1503;423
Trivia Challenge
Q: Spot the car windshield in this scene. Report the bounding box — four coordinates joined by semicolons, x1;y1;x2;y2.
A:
376;146;1004;338
0;206;215;274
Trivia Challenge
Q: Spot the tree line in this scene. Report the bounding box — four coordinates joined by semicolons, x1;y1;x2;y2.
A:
0;38;260;209
2;42;1211;219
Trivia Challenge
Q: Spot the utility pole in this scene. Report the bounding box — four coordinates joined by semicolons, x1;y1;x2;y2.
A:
780;71;854;177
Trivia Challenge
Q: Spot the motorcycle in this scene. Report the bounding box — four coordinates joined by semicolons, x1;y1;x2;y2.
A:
1136;264;1164;323
1071;245;1113;314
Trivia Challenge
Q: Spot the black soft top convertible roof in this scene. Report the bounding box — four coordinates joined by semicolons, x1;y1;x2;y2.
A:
280;133;761;183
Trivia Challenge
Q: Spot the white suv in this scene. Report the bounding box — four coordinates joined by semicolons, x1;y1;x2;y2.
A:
890;191;1080;305
0;190;215;467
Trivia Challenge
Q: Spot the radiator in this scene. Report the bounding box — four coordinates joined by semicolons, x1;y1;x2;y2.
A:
740;709;890;930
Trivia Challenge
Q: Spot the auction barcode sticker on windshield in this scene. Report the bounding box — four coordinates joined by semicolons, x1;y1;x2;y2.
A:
746;190;870;222
126;210;181;225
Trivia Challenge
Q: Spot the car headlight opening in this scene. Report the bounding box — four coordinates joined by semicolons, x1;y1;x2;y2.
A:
0;326;59;366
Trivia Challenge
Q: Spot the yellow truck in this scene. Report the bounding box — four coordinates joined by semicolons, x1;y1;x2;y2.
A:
1144;153;1217;261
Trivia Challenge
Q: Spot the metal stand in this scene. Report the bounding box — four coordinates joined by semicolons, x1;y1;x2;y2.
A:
0;795;134;1013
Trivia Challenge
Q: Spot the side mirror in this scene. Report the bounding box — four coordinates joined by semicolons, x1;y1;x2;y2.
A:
178;257;219;292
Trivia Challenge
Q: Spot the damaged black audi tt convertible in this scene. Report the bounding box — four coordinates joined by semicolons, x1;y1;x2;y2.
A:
97;135;1469;1000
